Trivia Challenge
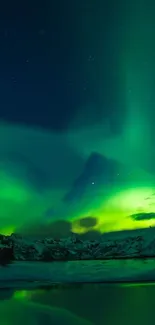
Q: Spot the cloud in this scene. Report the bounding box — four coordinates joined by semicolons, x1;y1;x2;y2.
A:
17;220;72;238
0;122;85;190
78;217;97;228
131;212;155;221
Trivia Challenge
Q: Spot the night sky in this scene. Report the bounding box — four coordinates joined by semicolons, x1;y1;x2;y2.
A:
0;0;126;132
0;0;155;237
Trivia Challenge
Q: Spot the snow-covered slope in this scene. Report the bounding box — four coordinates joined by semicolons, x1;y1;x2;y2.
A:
1;227;155;262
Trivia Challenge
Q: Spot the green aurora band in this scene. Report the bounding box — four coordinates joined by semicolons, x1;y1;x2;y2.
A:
1;1;155;236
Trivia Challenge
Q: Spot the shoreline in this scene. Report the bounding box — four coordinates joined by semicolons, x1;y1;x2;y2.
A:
0;259;155;289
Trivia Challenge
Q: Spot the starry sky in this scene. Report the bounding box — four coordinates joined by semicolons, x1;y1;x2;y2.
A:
1;0;155;237
0;0;126;132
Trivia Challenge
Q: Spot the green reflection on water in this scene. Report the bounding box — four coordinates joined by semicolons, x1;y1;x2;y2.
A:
0;282;154;325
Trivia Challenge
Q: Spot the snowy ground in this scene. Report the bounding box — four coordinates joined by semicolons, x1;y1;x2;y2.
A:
0;259;155;289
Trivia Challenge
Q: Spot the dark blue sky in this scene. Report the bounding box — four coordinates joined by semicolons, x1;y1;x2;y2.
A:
0;0;125;132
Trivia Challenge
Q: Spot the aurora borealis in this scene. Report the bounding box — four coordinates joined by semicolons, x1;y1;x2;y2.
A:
0;0;155;237
1;122;155;238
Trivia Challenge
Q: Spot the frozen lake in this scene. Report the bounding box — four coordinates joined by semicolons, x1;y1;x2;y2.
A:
0;259;155;289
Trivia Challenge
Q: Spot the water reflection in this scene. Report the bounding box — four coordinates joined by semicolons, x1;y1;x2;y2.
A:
0;282;155;324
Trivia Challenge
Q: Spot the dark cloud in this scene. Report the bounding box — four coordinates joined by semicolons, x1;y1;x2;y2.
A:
17;220;72;239
63;152;123;203
131;212;155;221
0;124;86;191
17;219;102;240
78;217;97;228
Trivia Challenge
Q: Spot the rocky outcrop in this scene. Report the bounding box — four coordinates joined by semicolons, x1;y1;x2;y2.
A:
0;235;14;265
0;228;154;262
0;245;13;265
